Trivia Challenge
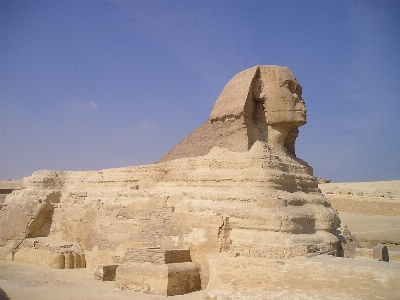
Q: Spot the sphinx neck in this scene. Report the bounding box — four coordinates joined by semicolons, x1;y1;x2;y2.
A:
267;125;291;154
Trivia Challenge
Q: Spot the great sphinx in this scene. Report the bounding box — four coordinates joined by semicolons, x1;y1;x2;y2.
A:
158;65;350;258
0;66;356;296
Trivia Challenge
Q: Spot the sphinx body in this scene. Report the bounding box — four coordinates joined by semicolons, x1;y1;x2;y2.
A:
155;66;345;257
170;66;342;257
0;66;355;295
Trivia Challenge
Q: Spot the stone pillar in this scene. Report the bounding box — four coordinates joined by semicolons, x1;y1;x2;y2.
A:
49;254;65;269
73;253;81;268
80;253;86;268
65;252;74;269
373;245;389;262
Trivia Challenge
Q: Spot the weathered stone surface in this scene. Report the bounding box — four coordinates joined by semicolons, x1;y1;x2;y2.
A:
0;189;60;258
49;254;65;269
10;237;85;269
13;248;56;267
333;225;360;258
160;65;308;161
0;65;362;297
356;247;398;262
355;247;373;259
1;142;342;267
204;254;400;299
157;121;216;163
373;245;389;262
73;253;81;268
64;253;74;269
94;264;119;281
80;253;86;268
124;247;191;264
115;262;201;296
390;251;400;261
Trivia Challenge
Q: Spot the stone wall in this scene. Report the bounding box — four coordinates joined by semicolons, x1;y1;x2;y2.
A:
0;141;344;271
205;254;400;299
124;248;191;264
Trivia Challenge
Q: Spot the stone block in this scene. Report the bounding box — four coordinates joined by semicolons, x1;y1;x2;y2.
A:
80;253;86;268
13;248;56;267
205;255;400;300
49;254;65;269
124;247;191;264
115;262;201;296
167;262;201;296
73;253;81;268
64;253;74;268
389;251;400;262
94;264;119;281
373;245;389;262
355;248;373;259
165;249;191;264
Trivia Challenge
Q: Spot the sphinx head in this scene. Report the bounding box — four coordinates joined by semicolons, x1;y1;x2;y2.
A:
209;65;307;154
259;66;307;129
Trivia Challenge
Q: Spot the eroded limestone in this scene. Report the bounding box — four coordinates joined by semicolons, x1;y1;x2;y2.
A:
0;66;359;297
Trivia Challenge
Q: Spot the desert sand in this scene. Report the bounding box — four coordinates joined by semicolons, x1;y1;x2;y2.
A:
2;254;400;300
1;180;399;300
0;260;203;300
320;180;400;251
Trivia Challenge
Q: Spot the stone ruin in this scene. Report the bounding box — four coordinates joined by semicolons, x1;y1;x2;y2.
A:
0;66;365;297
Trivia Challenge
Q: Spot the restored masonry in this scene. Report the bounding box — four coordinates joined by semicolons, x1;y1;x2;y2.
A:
1;66;399;299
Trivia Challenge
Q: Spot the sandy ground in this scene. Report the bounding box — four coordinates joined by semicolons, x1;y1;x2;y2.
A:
1;257;400;300
319;180;400;198
0;260;203;300
320;180;400;251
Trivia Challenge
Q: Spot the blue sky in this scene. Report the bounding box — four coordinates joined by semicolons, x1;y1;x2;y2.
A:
1;0;399;182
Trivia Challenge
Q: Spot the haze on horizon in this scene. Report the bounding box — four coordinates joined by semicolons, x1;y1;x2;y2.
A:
1;1;399;183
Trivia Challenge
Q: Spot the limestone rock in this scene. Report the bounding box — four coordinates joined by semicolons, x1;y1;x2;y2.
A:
204;254;400;299
115;262;201;296
49;254;65;269
0;65;358;297
160;65;308;161
94;264;119;281
373;245;389;262
124;247;191;264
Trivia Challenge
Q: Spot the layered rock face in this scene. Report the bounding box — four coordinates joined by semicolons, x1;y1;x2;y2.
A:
0;146;343;265
0;66;351;294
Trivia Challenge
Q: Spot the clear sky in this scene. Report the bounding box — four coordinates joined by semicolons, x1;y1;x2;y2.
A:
1;0;399;182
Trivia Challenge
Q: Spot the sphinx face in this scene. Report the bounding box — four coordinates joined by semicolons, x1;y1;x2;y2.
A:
261;67;307;127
